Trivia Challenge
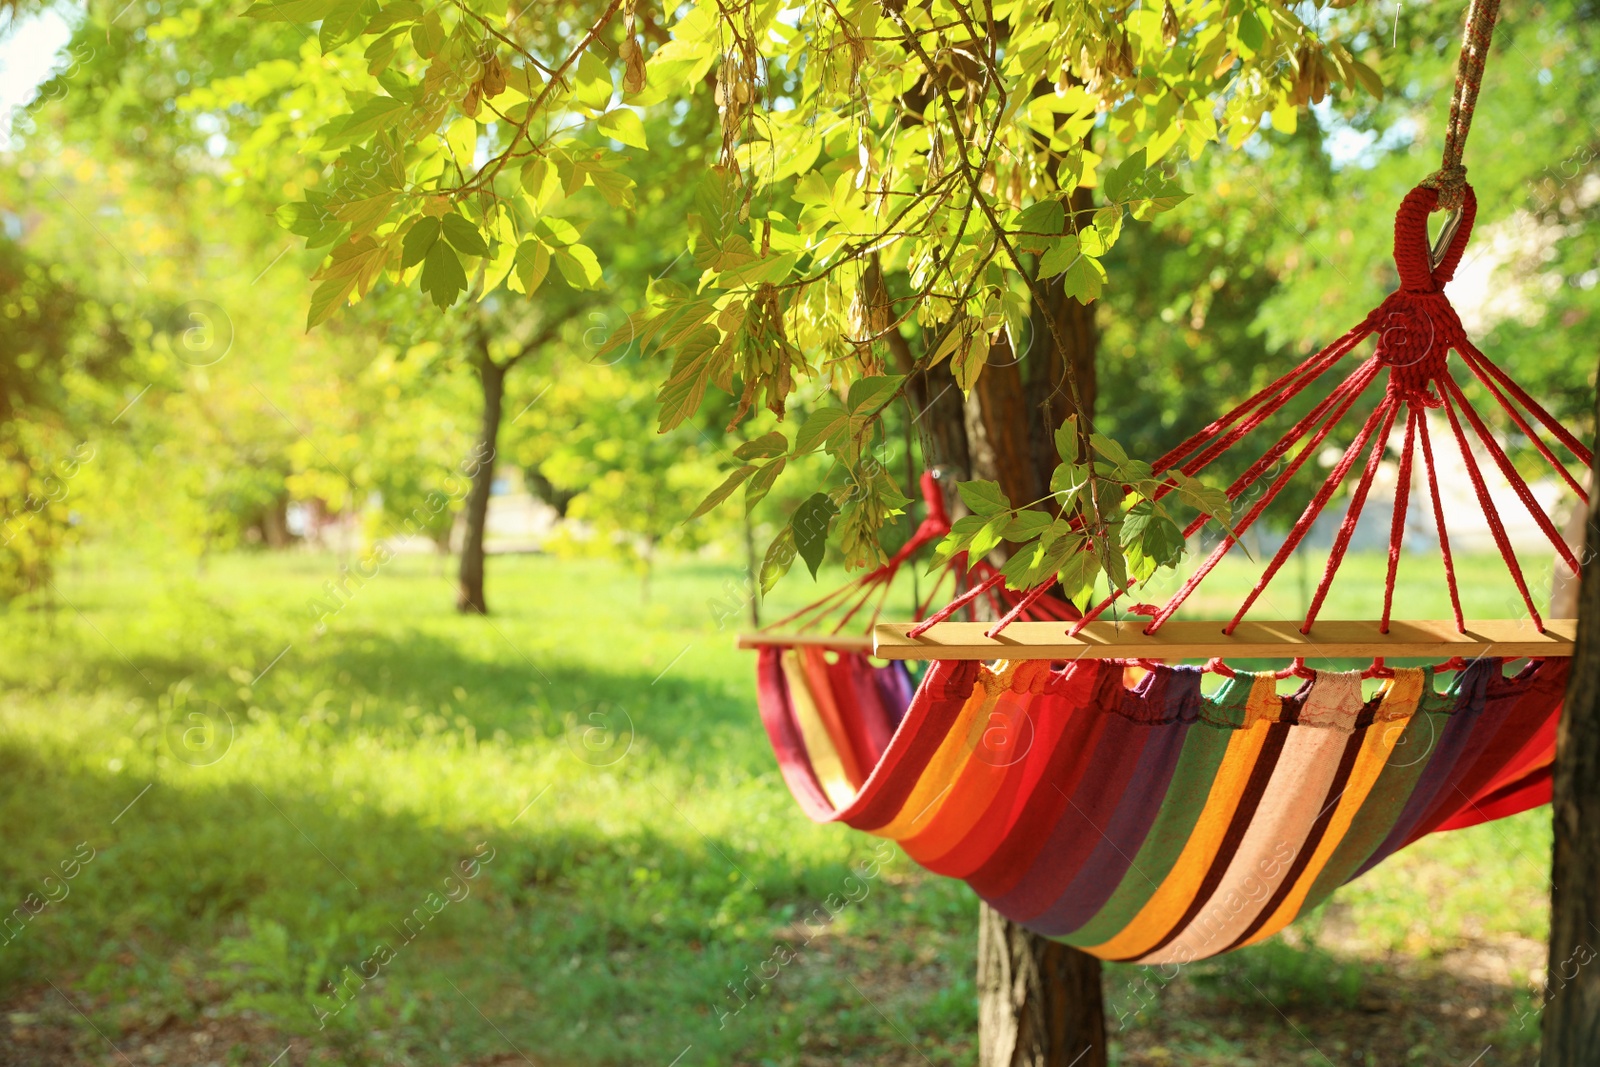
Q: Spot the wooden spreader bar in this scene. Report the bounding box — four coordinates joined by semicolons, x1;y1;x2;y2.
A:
736;633;875;652
870;619;1577;662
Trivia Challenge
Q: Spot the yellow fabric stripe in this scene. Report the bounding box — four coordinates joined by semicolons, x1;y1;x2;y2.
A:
867;668;1000;839
1235;668;1424;948
781;650;856;810
1085;674;1280;959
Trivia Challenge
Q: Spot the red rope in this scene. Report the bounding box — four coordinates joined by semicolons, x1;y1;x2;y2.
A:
1456;343;1590;500
1302;399;1401;633
907;572;1006;638
1225;393;1393;634
1441;375;1582;574
1381;405;1419;632
1458;342;1593;464
1417;411;1467;630
1146;358;1384;633
1439;386;1543;629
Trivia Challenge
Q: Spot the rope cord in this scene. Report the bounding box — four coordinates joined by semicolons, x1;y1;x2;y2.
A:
1422;0;1503;210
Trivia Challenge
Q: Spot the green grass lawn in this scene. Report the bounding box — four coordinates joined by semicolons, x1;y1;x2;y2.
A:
0;544;1560;1065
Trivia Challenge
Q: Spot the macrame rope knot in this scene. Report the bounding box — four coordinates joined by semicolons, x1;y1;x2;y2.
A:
1421;164;1470;212
1375;292;1451;406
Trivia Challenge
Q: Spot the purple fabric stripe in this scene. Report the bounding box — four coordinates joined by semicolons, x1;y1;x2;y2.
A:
1348;659;1503;879
988;667;1203;929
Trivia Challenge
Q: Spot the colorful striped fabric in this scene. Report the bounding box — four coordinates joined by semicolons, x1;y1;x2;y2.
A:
755;647;1568;964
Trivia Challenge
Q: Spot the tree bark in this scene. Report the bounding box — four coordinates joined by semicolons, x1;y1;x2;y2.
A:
978;902;1108;1067
1541;379;1600;1063
456;347;505;615
969;239;1106;1067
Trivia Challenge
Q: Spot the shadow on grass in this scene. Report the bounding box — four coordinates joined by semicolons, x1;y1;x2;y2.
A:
1107;936;1542;1066
0;742;946;1066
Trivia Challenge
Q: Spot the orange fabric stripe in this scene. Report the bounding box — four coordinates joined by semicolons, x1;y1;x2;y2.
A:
867;669;1001;839
898;686;1034;861
1084;674;1280;959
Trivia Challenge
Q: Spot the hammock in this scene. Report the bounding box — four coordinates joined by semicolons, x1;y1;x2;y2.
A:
740;0;1583;965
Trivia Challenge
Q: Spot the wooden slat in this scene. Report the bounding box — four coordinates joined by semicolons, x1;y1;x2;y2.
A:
871;619;1578;661
735;632;876;652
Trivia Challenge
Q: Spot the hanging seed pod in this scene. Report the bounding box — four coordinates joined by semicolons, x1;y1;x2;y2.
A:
1161;1;1179;47
1310;54;1329;105
1110;30;1135;79
462;85;481;118
1291;44;1313;106
1054;60;1073;95
480;52;507;98
620;36;647;94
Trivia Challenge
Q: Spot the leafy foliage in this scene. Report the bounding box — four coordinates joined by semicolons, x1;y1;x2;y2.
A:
234;0;1385;582
934;416;1231;599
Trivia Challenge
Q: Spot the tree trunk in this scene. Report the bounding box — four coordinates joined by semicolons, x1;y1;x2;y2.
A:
978;902;1107;1067
970;232;1107;1067
1541;380;1600;1062
456;350;505;615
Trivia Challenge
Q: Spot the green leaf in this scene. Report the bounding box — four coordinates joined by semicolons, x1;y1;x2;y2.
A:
1038;233;1080;278
759;527;797;594
306;275;357;330
1350;60;1384;100
1092;206;1123;252
574;48;614;111
419;241;466;309
445;116;477;169
521;158;560;210
274;199;343;247
657;326;727;431
792;493;839;579
846;375;904;415
244;0;337;22
794;408;849;456
597;108;648;149
1090;433;1132;468
1049;462;1089;505
1056;548;1102;605
1131;178;1189;221
1102;149;1147;203
410;10;444;57
366;1;422;33
935;514;988;566
440;213;489;257
1006;511;1053;541
957;479;1009;516
690;464;756;521
953;330;989;392
553;244;602;288
745;458;785;514
319;95;406;151
513;240;550;293
733;431;788;461
1060;252;1106;304
318;0;367;51
1121;500;1185;569
400;216;440;268
968;513;1009;561
1053;415;1081;462
586;166;636;209
926;321;970;369
1014;199;1065;252
1235;9;1266;55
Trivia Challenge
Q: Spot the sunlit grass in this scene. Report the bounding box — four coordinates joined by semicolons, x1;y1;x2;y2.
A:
0;545;1557;1064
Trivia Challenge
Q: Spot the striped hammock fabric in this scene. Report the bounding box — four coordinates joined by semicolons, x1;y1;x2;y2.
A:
757;647;1567;965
